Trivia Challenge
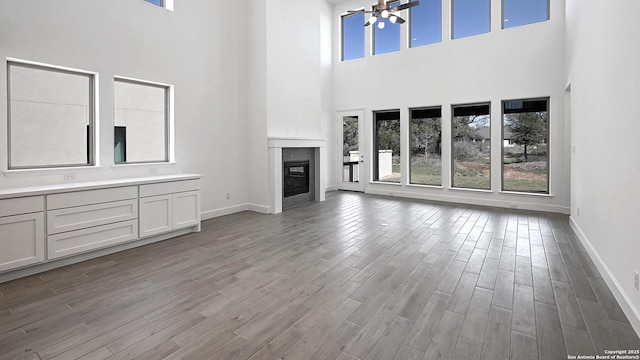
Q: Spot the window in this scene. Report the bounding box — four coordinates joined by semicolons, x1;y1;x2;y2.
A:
502;99;549;193
452;0;490;39
342;12;365;61
7;61;95;169
373;1;401;55
503;0;549;28
145;0;163;6
410;0;442;47
114;78;170;164
373;110;401;183
452;103;491;190
143;0;173;11
410;107;442;186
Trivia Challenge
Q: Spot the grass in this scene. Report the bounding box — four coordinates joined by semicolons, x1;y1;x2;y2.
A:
410;166;441;186
376;163;548;193
503;179;548;193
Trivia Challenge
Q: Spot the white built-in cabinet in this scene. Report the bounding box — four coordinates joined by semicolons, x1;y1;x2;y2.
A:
0;197;45;272
0;175;201;276
139;179;201;238
46;186;139;259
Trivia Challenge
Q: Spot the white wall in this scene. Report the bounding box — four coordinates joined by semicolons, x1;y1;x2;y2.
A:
331;0;570;214
246;0;334;210
0;0;250;219
566;0;640;334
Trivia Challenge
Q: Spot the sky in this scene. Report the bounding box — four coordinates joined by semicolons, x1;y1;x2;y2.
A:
343;0;549;60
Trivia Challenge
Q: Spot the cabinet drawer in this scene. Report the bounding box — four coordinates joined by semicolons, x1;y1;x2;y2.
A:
0;196;44;217
139;179;200;198
48;220;138;259
0;213;45;272
47;186;138;210
47;199;138;235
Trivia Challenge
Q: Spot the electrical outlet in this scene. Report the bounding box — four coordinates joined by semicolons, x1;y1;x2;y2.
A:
226;193;230;200
63;173;75;181
634;270;639;290
577;207;580;216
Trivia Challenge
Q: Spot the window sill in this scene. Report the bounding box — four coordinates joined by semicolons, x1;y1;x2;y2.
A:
112;162;177;170
369;181;402;186
499;191;554;198
3;166;104;178
406;183;443;190
448;187;493;194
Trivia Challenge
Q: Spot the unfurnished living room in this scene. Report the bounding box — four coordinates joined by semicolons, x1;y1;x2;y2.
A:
0;0;639;359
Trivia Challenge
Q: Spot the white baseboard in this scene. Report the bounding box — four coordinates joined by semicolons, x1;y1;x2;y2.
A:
570;217;640;336
364;188;570;214
201;204;251;220
246;203;270;214
325;185;338;192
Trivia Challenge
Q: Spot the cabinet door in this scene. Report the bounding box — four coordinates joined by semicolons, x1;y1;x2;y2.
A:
139;195;173;238
0;213;45;272
173;191;200;229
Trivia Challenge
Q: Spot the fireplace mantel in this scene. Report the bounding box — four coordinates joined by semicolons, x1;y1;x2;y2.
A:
267;137;326;214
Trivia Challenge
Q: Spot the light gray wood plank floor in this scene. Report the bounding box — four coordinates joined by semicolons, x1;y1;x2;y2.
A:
0;191;638;359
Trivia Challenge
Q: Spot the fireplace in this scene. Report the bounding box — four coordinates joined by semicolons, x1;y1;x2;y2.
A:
283;161;310;197
267;137;326;214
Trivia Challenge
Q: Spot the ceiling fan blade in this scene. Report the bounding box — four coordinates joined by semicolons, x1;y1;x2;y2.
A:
390;0;420;12
348;9;376;14
392;15;406;24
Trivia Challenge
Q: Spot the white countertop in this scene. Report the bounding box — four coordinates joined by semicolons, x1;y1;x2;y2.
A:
0;174;202;200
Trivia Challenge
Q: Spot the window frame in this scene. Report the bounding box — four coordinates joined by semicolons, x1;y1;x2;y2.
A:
501;97;550;194
451;102;492;190
6;59;97;170
409;106;442;187
113;76;173;165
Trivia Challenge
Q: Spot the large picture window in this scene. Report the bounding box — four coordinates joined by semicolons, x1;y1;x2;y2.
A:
342;12;365;61
7;61;95;169
114;78;170;164
452;103;491;190
410;0;442;47
502;99;549;193
373;1;401;55
373;110;401;183
452;0;490;39
410;107;442;186
503;0;549;29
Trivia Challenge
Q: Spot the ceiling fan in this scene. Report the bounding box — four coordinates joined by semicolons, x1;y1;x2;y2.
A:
348;0;421;29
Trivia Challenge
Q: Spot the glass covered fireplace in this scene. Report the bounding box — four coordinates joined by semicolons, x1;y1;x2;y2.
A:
283;160;310;198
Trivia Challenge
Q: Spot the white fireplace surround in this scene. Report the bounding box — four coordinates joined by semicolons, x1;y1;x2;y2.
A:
268;137;326;214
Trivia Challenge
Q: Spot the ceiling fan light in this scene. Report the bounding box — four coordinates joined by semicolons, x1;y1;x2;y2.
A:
378;20;385;29
368;15;378;25
381;9;389;18
389;15;397;24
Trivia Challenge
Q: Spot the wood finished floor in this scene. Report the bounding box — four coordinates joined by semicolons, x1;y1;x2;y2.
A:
0;191;638;360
